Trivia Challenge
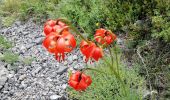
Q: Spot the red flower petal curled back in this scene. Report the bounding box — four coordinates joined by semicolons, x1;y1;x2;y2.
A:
42;32;60;53
95;28;117;45
44;20;57;35
56;30;76;53
52;30;76;62
80;40;95;61
91;47;103;61
80;40;103;62
68;71;92;91
44;19;56;27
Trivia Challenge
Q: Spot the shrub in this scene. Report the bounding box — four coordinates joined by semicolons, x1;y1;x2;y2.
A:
133;41;170;99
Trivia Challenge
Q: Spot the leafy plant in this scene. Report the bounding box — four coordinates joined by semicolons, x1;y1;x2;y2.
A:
68;52;146;100
0;51;19;64
0;35;12;49
21;56;35;65
133;41;170;99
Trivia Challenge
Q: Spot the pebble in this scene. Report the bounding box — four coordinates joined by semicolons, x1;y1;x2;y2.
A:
18;74;26;81
50;95;61;100
32;66;42;76
72;55;78;61
61;84;67;90
56;66;68;75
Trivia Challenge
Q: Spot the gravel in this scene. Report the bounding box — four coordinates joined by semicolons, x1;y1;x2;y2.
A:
0;19;86;100
0;63;9;89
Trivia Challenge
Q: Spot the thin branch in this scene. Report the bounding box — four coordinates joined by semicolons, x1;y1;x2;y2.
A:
137;45;152;91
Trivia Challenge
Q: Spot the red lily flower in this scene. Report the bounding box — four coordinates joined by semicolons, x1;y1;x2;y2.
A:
43;30;76;62
94;28;117;45
69;71;92;91
80;40;103;62
54;30;76;62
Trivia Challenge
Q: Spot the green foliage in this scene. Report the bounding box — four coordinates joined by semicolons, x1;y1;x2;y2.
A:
1;14;17;27
0;0;61;26
0;51;19;64
151;16;170;42
21;56;35;65
19;0;51;21
57;0;130;34
0;35;18;66
58;0;170;42
0;35;12;49
0;0;21;26
68;53;146;100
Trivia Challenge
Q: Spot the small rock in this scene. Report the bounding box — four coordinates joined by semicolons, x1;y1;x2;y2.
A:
56;66;68;75
18;74;26;81
8;73;14;78
50;95;61;100
73;64;80;70
47;77;52;82
32;66;42;75
72;55;78;61
61;84;67;89
67;56;73;63
19;83;27;89
0;52;3;58
26;44;34;50
63;61;68;66
20;45;26;50
34;37;43;45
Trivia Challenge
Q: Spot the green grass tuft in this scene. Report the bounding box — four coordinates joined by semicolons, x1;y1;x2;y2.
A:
0;51;19;64
0;35;12;49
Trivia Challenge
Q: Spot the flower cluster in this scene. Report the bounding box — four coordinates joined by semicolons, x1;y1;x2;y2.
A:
42;19;117;91
43;19;76;62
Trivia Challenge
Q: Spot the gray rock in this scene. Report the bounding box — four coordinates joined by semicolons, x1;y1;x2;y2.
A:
34;37;43;45
32;66;42;76
0;65;9;89
72;55;78;61
56;66;68;75
20;45;26;51
73;64;79;70
8;73;14;78
18;74;26;81
63;61;68;66
67;56;73;63
61;84;67;90
50;95;61;100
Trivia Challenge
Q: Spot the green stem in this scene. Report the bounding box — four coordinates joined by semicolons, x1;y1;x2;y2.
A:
108;47;114;67
81;67;107;74
114;46;120;76
103;57;127;96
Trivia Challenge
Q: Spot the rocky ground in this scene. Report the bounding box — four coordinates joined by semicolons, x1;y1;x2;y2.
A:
0;20;87;100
